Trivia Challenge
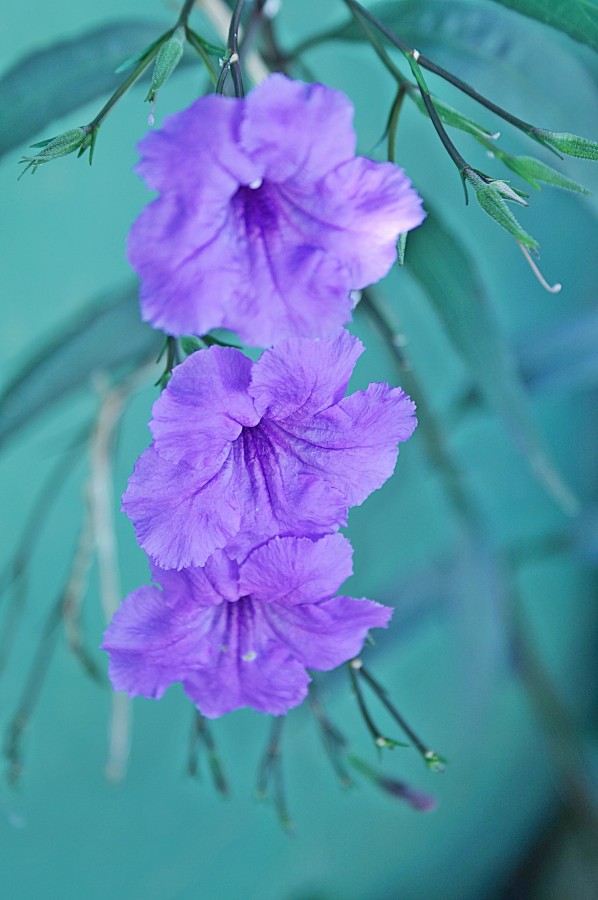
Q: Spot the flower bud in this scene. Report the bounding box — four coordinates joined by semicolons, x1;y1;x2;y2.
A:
534;128;598;161
146;27;185;104
19;127;88;177
464;168;539;250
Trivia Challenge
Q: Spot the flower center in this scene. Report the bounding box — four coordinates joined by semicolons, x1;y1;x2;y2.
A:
234;181;280;233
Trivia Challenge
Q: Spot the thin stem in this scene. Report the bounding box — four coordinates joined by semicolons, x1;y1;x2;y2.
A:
308;683;352;787
88;38;167;132
3;512;94;783
216;0;246;96
348;660;399;750
256;718;292;831
340;0;558;155
62;493;103;683
342;0;469;192
188;711;229;795
359;292;482;529
185;27;218;85
357;662;443;769
387;85;407;164
176;0;197;28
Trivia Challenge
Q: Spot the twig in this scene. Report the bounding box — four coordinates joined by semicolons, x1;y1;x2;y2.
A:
256;717;292;832
187;711;229;795
308;682;352;787
88;362;155;781
4;512;96;783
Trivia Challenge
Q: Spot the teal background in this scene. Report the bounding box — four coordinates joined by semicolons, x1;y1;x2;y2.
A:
1;1;597;898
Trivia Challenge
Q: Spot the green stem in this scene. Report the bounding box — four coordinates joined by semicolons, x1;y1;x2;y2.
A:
342;0;469;187
176;0;197;28
216;0;246;97
88;35;168;132
185;27;218;86
340;0;560;156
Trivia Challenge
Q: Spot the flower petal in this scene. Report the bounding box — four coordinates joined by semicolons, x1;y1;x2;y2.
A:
101;584;222;698
239;534;353;606
134;93;257;195
183;598;310;716
249;331;363;420
130;194;246;339
268;383;417;506
184;643;309;717
312;156;426;286
223;428;348;561
150;551;240;606
262;595;392;670
122;446;241;569
223;187;354;345
240;74;356;183
151;347;258;468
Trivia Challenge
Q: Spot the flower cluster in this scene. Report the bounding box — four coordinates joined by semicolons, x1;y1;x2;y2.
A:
103;74;425;718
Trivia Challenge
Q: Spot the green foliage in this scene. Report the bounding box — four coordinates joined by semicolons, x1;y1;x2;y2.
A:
489;0;598;53
146;26;186;103
486;150;591;193
0;287;160;449
463;169;538;249
406;210;578;514
18;127;88;177
533;129;598;160
0;21;167;159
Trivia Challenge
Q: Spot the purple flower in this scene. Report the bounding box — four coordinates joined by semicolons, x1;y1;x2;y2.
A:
128;74;425;347
101;534;392;717
123;331;416;569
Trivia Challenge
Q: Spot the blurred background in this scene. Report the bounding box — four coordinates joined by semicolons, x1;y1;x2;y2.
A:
1;1;597;897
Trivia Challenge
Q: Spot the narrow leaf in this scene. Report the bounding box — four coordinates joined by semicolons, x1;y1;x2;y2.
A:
464;170;539;250
489;150;591;194
0;21;171;159
406;209;579;514
0;286;160;449
489;0;598;54
517;309;598;397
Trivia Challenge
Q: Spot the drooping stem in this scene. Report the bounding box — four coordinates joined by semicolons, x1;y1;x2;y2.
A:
256;717;292;831
188;711;229;795
340;0;560;155
308;682;352;787
355;662;444;770
216;0;247;96
348;659;403;750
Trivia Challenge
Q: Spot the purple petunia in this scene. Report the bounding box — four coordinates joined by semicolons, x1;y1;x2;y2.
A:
128;74;425;347
123;331;416;570
101;534;392;717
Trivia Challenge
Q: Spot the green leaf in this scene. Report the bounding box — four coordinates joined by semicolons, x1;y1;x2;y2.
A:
518;309;598;397
464;169;539;249
532;129;598;161
488;150;591;193
0;286;161;449
304;1;598;127
409;91;495;141
145;26;185;103
0;21;169;159
406;209;579;514
489;0;598;53
18;127;88;177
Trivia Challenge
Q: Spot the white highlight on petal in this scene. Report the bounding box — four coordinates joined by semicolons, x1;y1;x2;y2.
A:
248;178;263;190
242;650;257;662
